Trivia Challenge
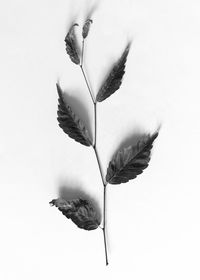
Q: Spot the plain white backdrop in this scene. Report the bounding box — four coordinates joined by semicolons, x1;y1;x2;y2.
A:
0;0;200;279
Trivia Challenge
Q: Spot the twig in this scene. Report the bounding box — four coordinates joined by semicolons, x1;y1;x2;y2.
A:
103;185;108;265
80;39;109;266
80;65;95;104
81;39;84;66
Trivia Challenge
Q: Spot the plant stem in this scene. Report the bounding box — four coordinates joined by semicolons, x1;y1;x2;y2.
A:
80;65;95;103
80;40;109;266
81;39;84;66
80;39;95;104
93;146;105;184
94;102;97;147
103;185;109;265
92;145;108;266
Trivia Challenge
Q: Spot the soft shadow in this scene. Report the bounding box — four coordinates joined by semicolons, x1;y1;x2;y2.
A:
66;18;78;29
61;88;93;140
96;41;132;93
110;125;161;161
58;182;101;222
111;129;146;160
84;1;99;20
96;57;117;93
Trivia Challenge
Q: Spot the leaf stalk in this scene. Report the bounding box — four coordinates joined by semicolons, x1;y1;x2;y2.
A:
80;65;95;104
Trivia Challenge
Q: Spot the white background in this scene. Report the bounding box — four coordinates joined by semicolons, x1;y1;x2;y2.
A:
0;0;200;279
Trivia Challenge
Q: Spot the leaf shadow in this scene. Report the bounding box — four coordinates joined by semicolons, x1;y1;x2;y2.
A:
61;88;93;140
58;180;102;223
96;57;117;94
65;17;78;31
96;41;131;94
84;1;99;20
111;129;146;160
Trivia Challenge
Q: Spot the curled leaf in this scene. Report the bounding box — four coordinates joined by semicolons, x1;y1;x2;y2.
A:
106;132;158;184
50;198;101;230
65;23;80;64
82;19;93;39
96;43;131;102
57;84;92;146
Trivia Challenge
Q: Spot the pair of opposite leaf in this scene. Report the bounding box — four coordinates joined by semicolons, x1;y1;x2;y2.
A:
50;20;159;231
65;19;92;65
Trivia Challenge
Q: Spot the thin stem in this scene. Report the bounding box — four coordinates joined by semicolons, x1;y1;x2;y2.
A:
103;186;108;265
80;39;95;104
80;39;109;266
94;102;97;147
81;39;85;66
93;144;108;265
92;146;106;187
80;65;95;104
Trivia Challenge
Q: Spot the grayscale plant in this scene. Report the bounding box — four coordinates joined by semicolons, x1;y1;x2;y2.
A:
49;18;159;266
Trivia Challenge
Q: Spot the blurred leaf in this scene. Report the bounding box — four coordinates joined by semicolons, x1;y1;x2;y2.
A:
57;84;92;146
96;43;131;102
65;23;80;64
82;19;93;39
106;132;158;184
50;198;101;230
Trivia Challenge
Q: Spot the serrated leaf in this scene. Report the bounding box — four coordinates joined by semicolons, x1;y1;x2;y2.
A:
82;19;93;39
96;43;131;102
50;198;101;230
106;132;158;184
57;84;92;146
65;23;80;65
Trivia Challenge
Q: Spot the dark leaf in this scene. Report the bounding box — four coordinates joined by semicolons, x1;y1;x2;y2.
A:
50;198;101;230
65;23;80;65
57;84;92;146
96;43;131;102
82;19;93;39
106;132;158;184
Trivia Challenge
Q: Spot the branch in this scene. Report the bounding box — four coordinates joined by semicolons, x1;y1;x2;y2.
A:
80;39;109;266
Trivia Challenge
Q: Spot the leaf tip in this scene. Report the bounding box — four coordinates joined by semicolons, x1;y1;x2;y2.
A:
56;83;63;98
49;199;56;207
156;123;162;133
65;23;80;65
82;19;93;39
66;22;79;33
151;130;159;142
123;41;131;60
126;41;132;50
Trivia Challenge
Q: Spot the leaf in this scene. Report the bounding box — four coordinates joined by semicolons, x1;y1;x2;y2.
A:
65;23;80;65
106;132;158;184
82;19;93;39
50;198;101;230
96;43;131;102
57;84;92;146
